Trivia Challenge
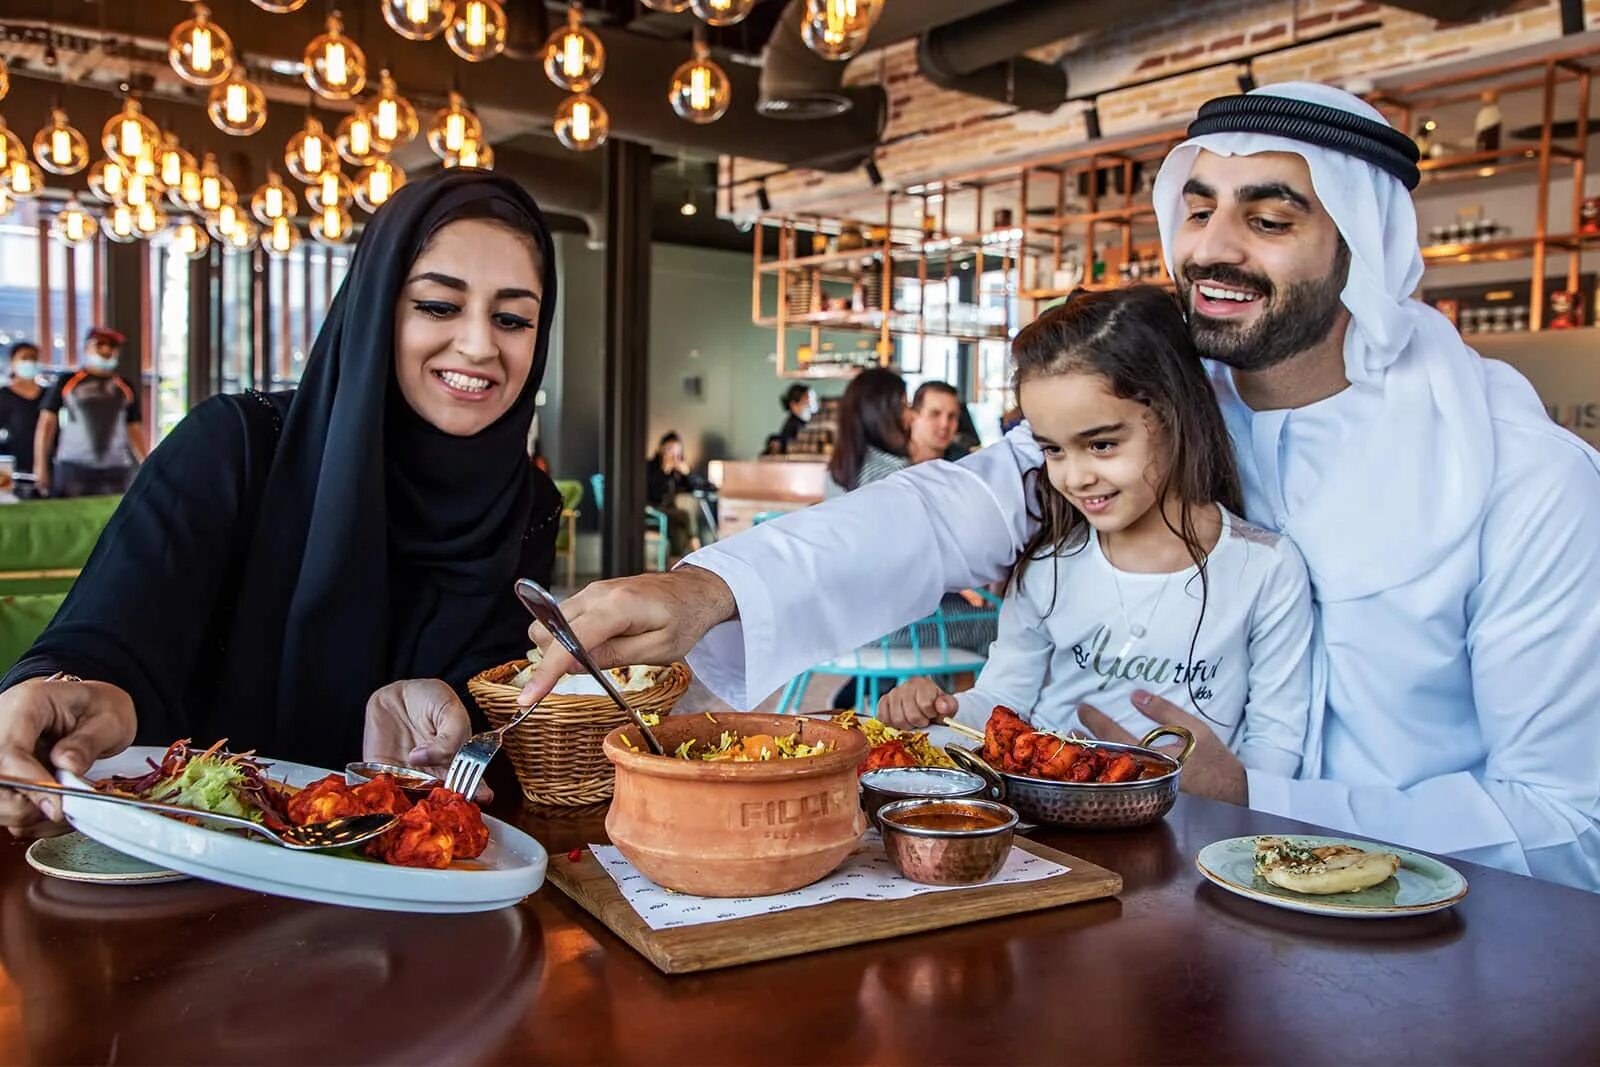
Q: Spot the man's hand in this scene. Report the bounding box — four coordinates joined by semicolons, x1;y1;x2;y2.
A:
519;566;736;706
1078;690;1247;806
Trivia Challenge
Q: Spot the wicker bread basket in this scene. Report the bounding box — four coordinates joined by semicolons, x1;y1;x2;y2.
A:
467;658;692;807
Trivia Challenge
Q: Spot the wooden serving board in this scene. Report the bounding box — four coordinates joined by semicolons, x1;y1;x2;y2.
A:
544;838;1121;974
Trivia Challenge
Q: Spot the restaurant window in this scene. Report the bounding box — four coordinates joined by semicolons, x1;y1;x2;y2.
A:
218;248;256;394
273;244;350;388
148;243;192;442
0;202;40;359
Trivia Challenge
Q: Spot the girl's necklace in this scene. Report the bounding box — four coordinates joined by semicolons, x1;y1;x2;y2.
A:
1104;534;1174;660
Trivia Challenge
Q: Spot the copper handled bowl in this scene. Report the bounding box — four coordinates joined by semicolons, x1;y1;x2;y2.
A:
946;725;1195;830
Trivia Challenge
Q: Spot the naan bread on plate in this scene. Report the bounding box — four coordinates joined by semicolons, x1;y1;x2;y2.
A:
1252;836;1401;895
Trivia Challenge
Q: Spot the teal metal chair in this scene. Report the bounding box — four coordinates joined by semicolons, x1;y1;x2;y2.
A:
751;510;787;526
589;473;669;573
775;589;1002;714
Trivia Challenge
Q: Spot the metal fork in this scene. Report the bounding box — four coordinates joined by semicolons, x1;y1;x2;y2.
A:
443;699;542;801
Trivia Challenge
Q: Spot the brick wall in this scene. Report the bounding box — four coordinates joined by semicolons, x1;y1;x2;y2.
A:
722;0;1593;223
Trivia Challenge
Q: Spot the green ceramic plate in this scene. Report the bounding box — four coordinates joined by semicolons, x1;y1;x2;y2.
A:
26;831;188;885
1195;834;1468;918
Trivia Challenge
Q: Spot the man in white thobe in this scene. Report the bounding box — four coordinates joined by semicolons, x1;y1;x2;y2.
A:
525;84;1600;893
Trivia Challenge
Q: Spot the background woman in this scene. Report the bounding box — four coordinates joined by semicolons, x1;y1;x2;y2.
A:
824;367;909;498
777;383;816;452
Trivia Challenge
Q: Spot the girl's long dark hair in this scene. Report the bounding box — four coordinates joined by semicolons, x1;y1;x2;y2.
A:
828;366;909;490
1008;286;1244;721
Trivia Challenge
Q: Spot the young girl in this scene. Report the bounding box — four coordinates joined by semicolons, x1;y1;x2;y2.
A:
878;286;1314;777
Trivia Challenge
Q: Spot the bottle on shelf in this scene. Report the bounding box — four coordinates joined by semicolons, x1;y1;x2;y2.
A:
1474;91;1502;153
1414;117;1438;158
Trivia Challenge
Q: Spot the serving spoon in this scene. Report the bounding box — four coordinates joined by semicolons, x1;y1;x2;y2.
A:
0;775;396;851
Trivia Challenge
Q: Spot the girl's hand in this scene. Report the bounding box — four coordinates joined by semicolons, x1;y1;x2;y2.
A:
0;677;137;837
363;679;493;803
1077;690;1247;805
877;677;957;730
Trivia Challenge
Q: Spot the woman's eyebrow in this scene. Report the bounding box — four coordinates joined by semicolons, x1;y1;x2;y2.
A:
407;272;539;303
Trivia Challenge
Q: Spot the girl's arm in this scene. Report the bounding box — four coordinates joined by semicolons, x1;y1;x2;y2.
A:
1235;536;1321;777
951;575;1055;730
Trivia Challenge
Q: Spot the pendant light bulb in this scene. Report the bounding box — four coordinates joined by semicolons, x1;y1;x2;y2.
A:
133;201;168;237
206;201;244;241
252;0;310;11
444;137;494;169
553;92;608;152
368;70;419;150
265;215;301;257
307;167;353;212
0;119;23;168
312;202;354;244
426;92;483;160
33;108;89;175
102;98;161;167
543;5;604;93
303;13;367;100
169;217;212;261
285;115;337;182
157;133;196;190
87;159;128;203
669;36;731;124
446;0;508;62
169;5;235;86
335;108;381;166
223;215;260;252
51;198;99;245
0;59;9;103
801;0;881;61
689;0;756;27
251;172;299;224
382;0;456;40
639;0;690;10
207;68;269;136
105;201;139;243
5;159;41;198
355;158;405;212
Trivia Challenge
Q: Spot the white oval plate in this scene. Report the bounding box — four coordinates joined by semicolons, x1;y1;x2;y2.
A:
61;747;547;913
1196;834;1468;919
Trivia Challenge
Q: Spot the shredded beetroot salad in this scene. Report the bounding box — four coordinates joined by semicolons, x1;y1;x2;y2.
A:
98;738;296;831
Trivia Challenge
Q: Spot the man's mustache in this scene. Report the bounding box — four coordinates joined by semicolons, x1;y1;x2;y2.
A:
1180;262;1275;298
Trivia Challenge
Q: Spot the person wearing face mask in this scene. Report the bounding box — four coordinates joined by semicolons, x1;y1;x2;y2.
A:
0;343;43;497
34;328;147;499
0;170;563;838
777;383;817;453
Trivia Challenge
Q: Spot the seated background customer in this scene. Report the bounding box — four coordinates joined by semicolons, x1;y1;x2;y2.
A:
907;381;964;464
646;431;701;557
824;367;909;499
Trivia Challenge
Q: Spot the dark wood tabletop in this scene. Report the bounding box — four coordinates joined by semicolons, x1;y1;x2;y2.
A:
0;794;1594;1066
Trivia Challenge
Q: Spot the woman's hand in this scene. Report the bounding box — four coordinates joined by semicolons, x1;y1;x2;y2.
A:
363;679;492;803
877;677;957;730
0;677;137;837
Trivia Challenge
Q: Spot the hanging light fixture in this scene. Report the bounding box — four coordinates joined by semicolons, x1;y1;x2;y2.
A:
129;144;160;180
5;159;42;198
0;118;23;167
303;12;367;99
640;0;690;10
0;59;9;103
308;167;353;212
690;0;756;27
33;108;89;175
123;172;162;210
173;157;205;209
426;92;482;160
223;215;260;252
443;137;494;169
368;70;419;151
102;98;161;167
196;152;235;213
51;198;99;245
285;114;336;182
205;200;244;241
543;5;604;93
264;215;301;256
208;65;269;136
801;0;881;61
354;158;405;212
446;0;508;62
105;201;139;243
553;93;608;152
157;132;196;190
335;107;381;166
312;202;354;244
169;217;212;260
382;0;456;40
251;0;310;11
133;201;168;238
87;158;127;203
250;171;299;224
669;33;730;124
169;5;235;86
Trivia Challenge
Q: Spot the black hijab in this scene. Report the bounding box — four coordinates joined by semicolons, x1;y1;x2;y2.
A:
212;169;557;768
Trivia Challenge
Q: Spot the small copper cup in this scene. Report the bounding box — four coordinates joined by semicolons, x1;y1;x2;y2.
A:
877;798;1019;887
344;761;445;803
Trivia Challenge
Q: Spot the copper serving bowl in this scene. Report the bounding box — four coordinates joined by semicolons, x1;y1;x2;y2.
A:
858;766;995;829
877;798;1019;886
946;726;1195;830
344;761;445;803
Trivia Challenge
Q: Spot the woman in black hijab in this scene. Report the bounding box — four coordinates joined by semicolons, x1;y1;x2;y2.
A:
0;170;560;834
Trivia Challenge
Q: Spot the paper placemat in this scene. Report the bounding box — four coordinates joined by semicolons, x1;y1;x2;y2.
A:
590;832;1072;930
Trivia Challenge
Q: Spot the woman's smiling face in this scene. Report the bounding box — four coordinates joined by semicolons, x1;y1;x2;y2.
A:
393;218;544;437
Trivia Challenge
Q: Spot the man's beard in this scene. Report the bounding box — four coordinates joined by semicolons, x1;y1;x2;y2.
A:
1180;241;1350;372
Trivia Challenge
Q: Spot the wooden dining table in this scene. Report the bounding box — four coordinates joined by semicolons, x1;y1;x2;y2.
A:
0;793;1593;1066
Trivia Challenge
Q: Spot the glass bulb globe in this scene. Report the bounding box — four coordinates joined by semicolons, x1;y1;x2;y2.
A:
251;172;298;223
382;0;455;41
134;201;168;237
264;215;301;257
51;199;99;245
123;172;162;209
446;0;508;62
223;215;260;252
802;0;881;61
251;0;309;11
169;5;235;87
368;70;419;151
335;108;381;166
169;217;212;260
102;99;161;167
444;137;494;169
553;93;608;152
87;159;127;203
0;59;9;103
105;202;139;243
307;168;353;212
207;69;268;136
690;0;755;27
173;160;205;208
640;0;690;10
426;93;483;160
543;5;604;93
206;201;244;241
0;119;23;167
5;159;42;198
32;109;88;175
669;40;731;124
303;13;367;100
312;203;355;244
355;158;405;212
285;116;337;182
157;133;196;190
196;153;235;213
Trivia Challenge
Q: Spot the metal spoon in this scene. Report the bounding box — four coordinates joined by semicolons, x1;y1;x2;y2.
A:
514;577;666;756
0;775;396;851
